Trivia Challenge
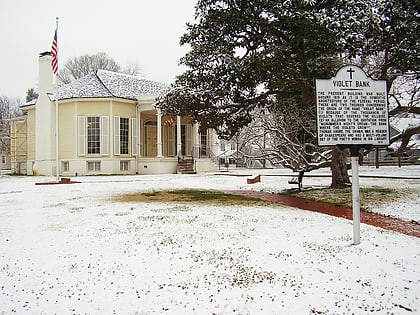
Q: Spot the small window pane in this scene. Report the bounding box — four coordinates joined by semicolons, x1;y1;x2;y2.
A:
120;118;129;155
62;161;69;172
87;117;101;155
120;161;129;171
87;161;101;172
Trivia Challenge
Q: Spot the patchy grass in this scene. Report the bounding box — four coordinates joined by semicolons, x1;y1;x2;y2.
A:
115;187;415;211
285;186;403;211
115;189;268;206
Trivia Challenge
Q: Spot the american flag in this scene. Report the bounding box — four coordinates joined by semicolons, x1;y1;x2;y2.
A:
51;28;58;75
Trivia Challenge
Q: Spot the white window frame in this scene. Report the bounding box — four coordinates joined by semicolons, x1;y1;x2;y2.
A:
62;161;70;172
120;160;129;171
87;161;101;172
115;116;137;156
78;116;109;156
87;116;101;155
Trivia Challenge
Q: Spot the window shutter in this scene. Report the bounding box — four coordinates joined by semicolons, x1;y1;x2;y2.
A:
78;116;86;156
101;116;109;155
114;116;120;155
131;118;137;155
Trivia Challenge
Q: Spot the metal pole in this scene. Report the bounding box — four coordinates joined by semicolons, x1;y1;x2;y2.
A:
54;17;59;182
351;156;360;245
55;80;59;182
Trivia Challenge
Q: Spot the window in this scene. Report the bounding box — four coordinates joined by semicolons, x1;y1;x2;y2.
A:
120;160;129;171
87;117;101;154
62;161;69;172
200;132;208;156
1;156;5;164
120;117;129;155
220;143;226;151
115;117;135;156
87;161;101;172
78;116;108;156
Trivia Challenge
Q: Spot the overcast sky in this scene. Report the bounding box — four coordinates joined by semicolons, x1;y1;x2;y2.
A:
0;0;197;101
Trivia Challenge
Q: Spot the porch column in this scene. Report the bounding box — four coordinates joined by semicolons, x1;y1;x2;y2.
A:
176;115;182;157
136;106;142;157
156;110;163;157
208;129;214;153
193;123;200;158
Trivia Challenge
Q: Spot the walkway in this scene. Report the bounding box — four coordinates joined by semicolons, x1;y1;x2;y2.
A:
225;190;420;238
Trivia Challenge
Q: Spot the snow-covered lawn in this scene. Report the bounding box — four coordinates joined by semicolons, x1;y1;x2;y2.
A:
0;166;419;314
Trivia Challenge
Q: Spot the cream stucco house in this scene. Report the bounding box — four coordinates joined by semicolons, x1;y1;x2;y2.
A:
20;52;219;176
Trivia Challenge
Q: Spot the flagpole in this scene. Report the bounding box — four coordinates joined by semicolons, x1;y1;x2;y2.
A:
54;17;59;182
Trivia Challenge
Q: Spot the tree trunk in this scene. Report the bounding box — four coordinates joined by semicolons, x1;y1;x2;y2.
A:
330;146;350;188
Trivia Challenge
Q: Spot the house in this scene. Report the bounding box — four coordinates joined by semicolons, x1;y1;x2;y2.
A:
17;52;219;176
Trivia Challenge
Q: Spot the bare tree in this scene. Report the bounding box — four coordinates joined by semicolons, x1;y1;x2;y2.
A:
0;96;23;157
388;74;420;161
389;74;420;115
0;96;22;120
59;52;121;84
240;73;419;174
241;107;332;173
122;62;144;77
59;52;144;84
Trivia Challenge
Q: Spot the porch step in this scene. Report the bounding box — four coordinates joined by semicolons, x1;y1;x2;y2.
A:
177;158;196;174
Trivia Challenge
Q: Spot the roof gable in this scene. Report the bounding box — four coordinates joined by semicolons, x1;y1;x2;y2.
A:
59;73;113;100
96;70;168;99
58;70;169;101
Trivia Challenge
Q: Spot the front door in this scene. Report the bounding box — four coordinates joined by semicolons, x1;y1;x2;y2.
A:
145;125;157;157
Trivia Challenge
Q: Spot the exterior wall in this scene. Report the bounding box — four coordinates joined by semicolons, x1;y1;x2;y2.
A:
58;98;138;176
195;159;218;173
111;100;137;159
61;158;138;176
137;157;178;174
26;108;36;161
59;101;76;160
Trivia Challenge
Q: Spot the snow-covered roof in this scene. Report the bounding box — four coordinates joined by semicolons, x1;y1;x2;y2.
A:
22;70;169;107
57;70;168;101
390;115;420;133
389;114;420;150
25;98;37;106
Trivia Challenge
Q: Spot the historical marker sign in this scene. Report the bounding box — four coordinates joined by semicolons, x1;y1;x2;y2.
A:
316;65;390;147
316;65;390;245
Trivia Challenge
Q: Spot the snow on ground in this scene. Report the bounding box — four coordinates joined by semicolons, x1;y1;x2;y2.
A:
0;166;419;314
